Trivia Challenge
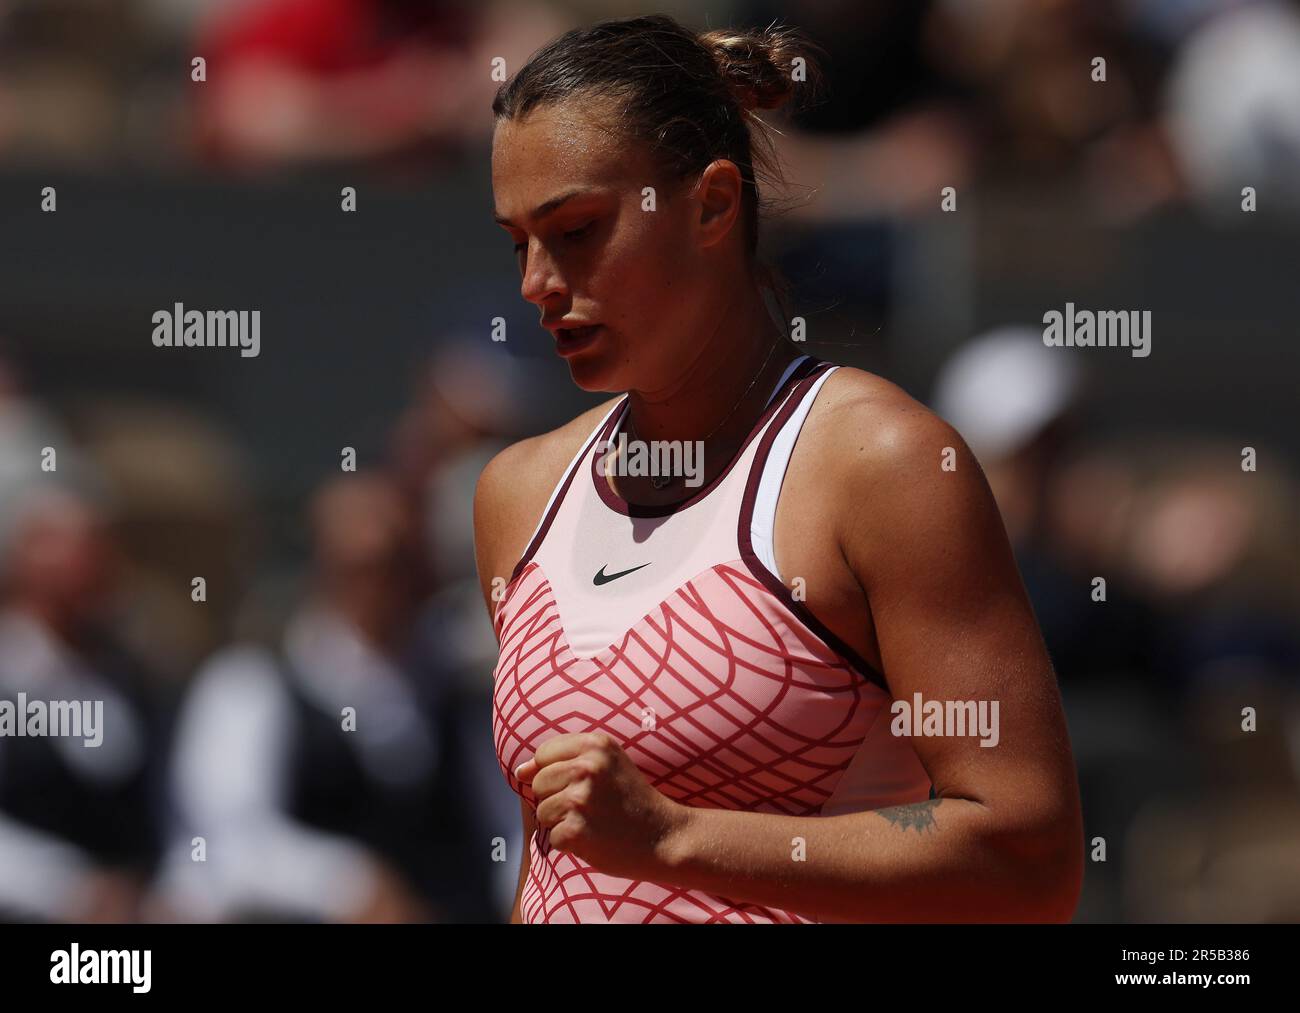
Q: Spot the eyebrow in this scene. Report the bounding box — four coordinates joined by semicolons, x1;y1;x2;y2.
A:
492;189;589;227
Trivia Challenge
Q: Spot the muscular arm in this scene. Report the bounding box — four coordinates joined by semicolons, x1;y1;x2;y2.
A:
652;381;1084;922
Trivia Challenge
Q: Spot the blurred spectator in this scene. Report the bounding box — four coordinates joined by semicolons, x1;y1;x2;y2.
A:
0;486;168;922
152;472;496;921
0;354;95;559
1109;441;1300;691
0;0;146;165
1164;0;1300;214
746;0;978;219
192;0;568;172
932;326;1155;685
389;339;531;916
70;398;256;684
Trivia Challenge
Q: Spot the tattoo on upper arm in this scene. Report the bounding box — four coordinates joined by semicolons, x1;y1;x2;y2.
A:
874;799;941;833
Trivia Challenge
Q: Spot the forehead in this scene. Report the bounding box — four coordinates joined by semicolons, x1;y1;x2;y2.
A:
491;100;650;202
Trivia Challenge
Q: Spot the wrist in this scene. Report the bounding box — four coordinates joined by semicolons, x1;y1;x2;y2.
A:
652;798;699;875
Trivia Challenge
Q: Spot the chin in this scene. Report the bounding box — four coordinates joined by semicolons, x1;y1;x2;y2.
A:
562;346;627;393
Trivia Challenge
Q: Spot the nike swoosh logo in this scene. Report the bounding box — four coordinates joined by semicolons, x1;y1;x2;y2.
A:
593;562;650;586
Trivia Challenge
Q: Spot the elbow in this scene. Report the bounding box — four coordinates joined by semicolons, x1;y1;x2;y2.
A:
1023;832;1084;923
984;806;1085;923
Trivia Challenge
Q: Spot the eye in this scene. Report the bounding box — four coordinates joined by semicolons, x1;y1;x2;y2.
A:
563;221;594;241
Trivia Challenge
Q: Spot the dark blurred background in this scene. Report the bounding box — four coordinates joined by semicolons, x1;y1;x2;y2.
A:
0;0;1297;923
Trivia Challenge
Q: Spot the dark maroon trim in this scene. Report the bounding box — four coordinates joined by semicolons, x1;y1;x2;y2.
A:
590;354;824;518
736;365;891;692
503;405;626;588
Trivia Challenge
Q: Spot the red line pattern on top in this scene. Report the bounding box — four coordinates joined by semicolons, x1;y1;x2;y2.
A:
492;559;883;924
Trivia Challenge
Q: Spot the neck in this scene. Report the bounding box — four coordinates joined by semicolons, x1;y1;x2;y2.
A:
624;280;798;445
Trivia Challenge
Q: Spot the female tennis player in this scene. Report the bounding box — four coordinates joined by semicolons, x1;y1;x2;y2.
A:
475;14;1083;923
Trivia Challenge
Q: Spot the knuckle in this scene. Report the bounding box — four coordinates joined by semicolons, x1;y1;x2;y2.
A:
568;779;593;805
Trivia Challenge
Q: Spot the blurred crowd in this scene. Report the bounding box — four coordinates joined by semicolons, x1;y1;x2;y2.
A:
931;329;1300;921
4;324;1296;924
2;0;1300;214
0;344;528;922
0;0;1298;923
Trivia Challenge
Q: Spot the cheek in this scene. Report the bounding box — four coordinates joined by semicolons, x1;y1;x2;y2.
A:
595;257;680;342
603;208;693;304
581;207;701;369
578;219;651;308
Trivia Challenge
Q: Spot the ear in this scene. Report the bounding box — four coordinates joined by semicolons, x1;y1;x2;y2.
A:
693;159;744;249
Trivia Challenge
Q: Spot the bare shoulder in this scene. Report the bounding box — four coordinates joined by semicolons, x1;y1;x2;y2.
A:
473;395;624;612
808;365;971;477
801;366;1002;570
475;394;625;510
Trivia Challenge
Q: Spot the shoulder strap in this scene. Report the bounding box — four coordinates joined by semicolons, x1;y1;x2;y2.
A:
505;398;625;587
747;363;839;578
737;362;889;690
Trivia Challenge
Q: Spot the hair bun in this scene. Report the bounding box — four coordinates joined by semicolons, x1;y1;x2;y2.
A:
698;26;820;113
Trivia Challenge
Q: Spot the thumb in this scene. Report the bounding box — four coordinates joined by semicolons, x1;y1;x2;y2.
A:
514;756;538;783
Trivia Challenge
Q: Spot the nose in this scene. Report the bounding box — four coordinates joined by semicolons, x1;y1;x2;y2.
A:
519;238;566;307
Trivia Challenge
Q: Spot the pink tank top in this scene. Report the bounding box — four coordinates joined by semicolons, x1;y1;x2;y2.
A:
491;355;931;923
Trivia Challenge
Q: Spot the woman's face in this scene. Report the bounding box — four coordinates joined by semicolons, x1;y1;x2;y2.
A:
491;98;722;394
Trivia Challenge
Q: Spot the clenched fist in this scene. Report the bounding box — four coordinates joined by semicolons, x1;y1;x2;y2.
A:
515;731;690;881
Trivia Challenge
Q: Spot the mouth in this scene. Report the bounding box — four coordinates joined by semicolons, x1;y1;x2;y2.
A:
553;324;603;356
